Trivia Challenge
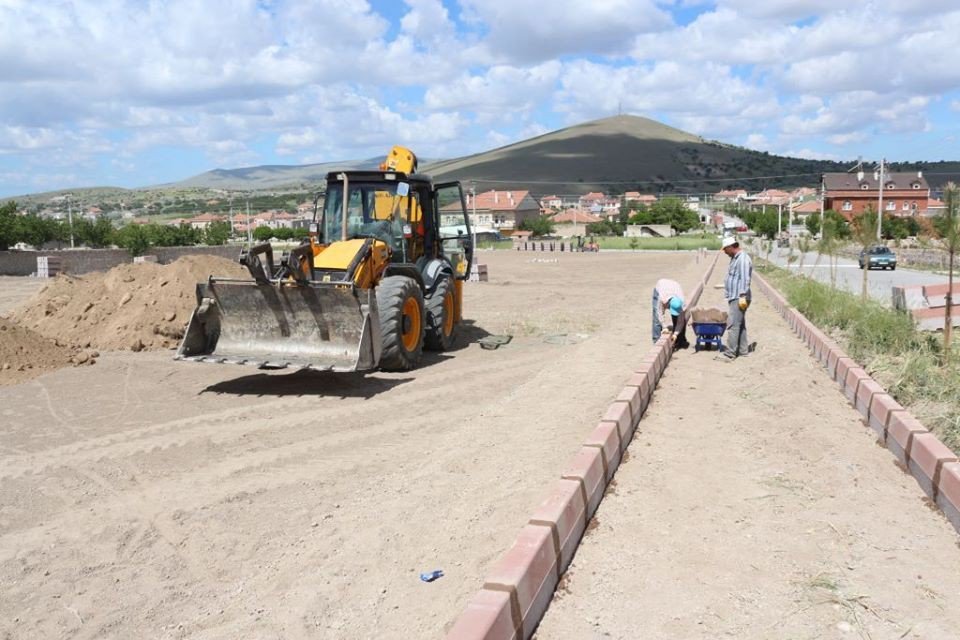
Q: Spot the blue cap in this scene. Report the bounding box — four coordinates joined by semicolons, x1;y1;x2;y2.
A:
669;296;684;316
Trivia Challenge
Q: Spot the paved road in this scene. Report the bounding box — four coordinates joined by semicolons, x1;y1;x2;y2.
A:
764;247;949;306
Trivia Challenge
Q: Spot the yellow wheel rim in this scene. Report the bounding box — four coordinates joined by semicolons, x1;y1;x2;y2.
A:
401;296;421;351
442;289;455;336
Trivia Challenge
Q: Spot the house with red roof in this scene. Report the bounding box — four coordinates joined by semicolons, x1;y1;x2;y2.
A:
458;190;540;232
823;171;929;220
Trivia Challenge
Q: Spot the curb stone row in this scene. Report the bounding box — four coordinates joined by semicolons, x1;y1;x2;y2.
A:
753;273;960;532
444;254;720;640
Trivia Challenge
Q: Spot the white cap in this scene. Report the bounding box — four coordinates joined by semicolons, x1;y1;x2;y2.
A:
721;236;739;249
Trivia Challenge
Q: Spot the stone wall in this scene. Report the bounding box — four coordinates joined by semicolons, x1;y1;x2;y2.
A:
0;245;240;276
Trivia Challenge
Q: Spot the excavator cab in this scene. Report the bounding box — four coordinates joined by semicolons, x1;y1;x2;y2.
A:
176;146;474;373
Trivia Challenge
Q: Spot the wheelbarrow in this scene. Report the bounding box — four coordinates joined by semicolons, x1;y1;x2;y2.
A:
692;322;726;352
689;307;729;352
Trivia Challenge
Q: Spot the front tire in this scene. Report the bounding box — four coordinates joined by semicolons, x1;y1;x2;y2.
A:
376;276;424;371
425;275;457;351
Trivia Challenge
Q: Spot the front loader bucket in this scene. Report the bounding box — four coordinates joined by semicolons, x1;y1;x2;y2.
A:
176;278;382;372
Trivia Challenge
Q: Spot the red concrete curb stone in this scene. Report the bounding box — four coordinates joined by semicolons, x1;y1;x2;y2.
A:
602;401;634;451
834;357;857;385
529;478;587;578
854;378;885;421
886;413;929;466
624;372;652;416
561;447;606;518
868;393;905;440
445;589;518;640
584;422;622;483
936;462;960;532
483;524;558;640
843;367;870;404
615;387;642;429
908;433;959;500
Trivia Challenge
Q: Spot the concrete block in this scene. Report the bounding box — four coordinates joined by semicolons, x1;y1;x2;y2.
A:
819;339;840;368
936;462;960;534
639;354;661;380
624;372;651;417
615;387;642;429
529;478;587;577
603;400;634;448
868;394;905;440
561;447;606;518
584;421;622;483
843;367;870;404
911;306;960;332
892;284;927;311
483;524;558;640
907;433;959;500
445;589;518;640
922;283;960;308
886;413;928;466
854;378;885;421
834;356;856;385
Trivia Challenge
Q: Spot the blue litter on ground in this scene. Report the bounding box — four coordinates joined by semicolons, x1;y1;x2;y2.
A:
420;570;444;582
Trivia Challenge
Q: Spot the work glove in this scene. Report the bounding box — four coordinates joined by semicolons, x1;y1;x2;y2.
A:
738;296;749;311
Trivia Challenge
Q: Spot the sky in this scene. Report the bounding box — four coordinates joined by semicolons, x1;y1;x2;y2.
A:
2;0;960;198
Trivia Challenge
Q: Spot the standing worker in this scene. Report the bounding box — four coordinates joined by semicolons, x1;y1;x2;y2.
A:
719;236;755;360
652;278;689;348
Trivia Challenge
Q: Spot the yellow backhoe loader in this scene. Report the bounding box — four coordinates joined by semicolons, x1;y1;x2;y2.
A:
175;146;474;371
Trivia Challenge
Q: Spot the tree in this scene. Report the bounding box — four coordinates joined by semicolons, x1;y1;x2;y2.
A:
253;225;276;241
114;223;151;256
518;216;555;237
204;221;231;245
942;183;959;362
805;212;821;237
0;201;18;250
850;206;880;301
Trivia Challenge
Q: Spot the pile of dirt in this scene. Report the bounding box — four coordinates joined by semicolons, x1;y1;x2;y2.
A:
12;255;247;352
0;317;92;385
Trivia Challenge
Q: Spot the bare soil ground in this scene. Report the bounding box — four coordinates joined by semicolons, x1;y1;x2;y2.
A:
0;277;43;316
535;278;960;640
0;251;707;640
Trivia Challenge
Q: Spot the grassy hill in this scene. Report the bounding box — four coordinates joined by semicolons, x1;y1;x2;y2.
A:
428;115;841;195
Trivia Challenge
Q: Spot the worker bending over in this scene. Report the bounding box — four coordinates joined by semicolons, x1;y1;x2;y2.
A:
652;278;689;348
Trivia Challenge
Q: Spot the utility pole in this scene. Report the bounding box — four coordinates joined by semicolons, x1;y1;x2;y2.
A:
228;193;234;235
66;194;75;248
819;175;825;238
876;158;885;241
469;182;477;256
246;197;252;244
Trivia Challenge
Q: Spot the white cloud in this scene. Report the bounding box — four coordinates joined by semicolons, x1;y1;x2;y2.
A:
780;148;841;161
424;62;562;119
715;0;837;21
461;0;671;64
745;134;769;150
554;60;780;139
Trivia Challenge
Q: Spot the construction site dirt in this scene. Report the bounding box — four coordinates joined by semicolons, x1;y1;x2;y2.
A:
0;251;704;639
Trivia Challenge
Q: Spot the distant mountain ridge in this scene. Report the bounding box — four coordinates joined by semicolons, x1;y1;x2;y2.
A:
6;115;960;206
166;115;960;195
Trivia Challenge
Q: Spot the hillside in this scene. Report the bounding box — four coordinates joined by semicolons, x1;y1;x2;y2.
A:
427;115;848;195
5;115;960;210
167;157;384;189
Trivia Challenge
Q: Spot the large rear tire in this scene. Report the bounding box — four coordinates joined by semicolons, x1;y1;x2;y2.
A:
377;276;424;371
425;275;457;351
